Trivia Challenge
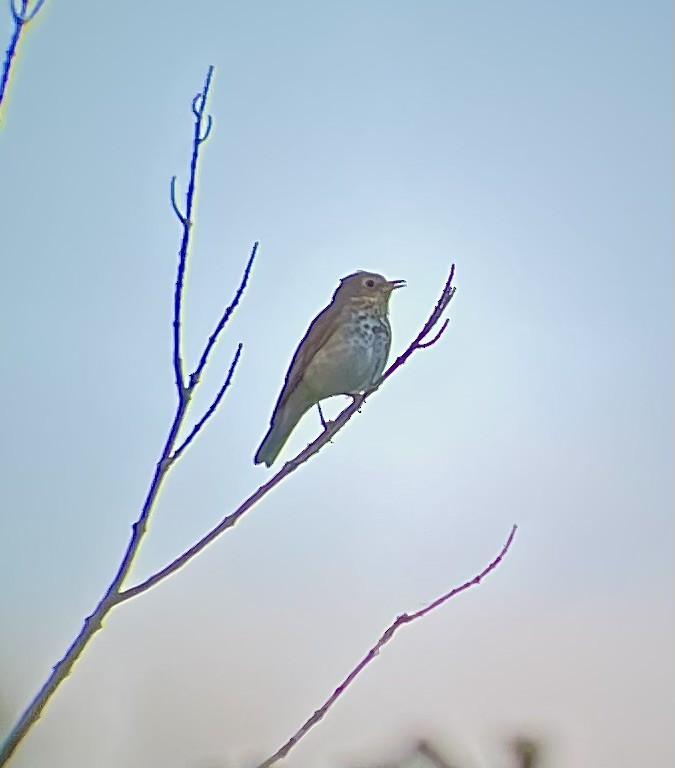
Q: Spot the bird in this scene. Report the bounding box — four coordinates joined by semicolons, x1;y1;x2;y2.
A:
254;270;405;467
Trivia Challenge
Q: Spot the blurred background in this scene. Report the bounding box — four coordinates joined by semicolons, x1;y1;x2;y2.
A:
0;1;673;767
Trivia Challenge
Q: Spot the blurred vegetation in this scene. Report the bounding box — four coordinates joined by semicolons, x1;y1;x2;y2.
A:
349;735;544;768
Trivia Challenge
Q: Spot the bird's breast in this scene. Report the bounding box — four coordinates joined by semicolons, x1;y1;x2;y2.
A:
303;309;391;398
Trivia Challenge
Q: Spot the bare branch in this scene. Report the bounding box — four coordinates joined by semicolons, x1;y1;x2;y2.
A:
118;264;457;602
379;267;456;381
169;176;187;224
199;113;213;143
192;93;203;118
12;0;44;22
25;0;44;21
1;0;46;118
171;343;243;462
256;525;518;768
9;0;25;24
417;318;449;348
172;65;215;399
0;394;190;765
189;241;258;387
0;65;225;766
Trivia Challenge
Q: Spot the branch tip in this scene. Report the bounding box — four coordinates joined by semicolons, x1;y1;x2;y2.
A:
169;176;186;223
10;0;44;24
191;241;259;382
191;94;202;117
199;114;213;143
256;523;517;768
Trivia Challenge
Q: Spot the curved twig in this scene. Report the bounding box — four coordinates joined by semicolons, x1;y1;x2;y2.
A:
199;113;213;143
1;0;46;118
192;93;204;118
169;176;186;224
417;318;449;348
257;525;517;768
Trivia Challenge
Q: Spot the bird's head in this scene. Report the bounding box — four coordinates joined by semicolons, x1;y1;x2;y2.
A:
334;271;405;311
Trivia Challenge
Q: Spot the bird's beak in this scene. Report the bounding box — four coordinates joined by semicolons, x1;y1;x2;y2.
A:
388;279;406;290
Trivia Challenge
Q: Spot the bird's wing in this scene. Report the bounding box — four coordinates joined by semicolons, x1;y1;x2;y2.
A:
272;302;339;415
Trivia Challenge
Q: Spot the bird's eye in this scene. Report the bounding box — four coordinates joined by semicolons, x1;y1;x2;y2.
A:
364;278;375;288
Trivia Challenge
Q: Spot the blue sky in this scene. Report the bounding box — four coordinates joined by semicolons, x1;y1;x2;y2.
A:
1;2;673;767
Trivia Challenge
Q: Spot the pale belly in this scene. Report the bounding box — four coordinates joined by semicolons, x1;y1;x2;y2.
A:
303;318;390;398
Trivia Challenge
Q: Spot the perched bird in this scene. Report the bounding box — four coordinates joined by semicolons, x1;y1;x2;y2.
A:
254;270;405;467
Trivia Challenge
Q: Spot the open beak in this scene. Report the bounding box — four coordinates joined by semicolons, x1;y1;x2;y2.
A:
388;279;406;290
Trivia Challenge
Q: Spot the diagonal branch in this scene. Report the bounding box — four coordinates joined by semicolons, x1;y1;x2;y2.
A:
0;394;190;766
379;264;456;381
257;524;518;768
118;264;457;602
172;343;243;462
172;65;215;398
170;176;187;225
189;241;258;388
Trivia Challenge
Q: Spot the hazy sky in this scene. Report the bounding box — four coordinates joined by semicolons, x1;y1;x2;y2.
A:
1;2;673;767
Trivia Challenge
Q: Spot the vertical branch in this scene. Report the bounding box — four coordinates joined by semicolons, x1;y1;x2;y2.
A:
1;0;46;120
172;64;215;397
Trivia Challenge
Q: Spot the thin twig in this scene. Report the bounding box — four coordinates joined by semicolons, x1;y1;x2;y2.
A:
172;343;243;462
169;176;187;224
119;264;457;602
200;114;213;143
172;65;215;398
1;0;46;118
189;241;258;388
417;318;449;348
379;266;456;382
257;525;518;768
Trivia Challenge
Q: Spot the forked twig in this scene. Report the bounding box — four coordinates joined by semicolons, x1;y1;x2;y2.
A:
190;241;258;388
0;65;251;767
173;65;215;397
172;342;243;462
1;0;46;118
257;525;518;768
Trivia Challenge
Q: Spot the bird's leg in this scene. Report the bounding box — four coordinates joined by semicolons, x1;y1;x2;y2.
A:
317;402;329;431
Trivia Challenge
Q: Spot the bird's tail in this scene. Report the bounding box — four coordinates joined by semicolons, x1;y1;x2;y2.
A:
254;392;313;467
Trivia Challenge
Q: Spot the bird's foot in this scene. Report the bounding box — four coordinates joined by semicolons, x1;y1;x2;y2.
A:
349;393;364;413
